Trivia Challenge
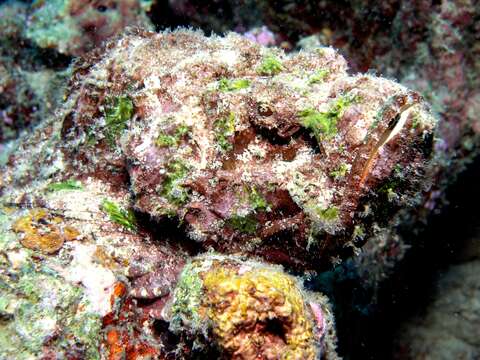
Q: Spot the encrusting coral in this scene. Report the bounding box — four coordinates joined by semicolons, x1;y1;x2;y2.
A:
0;28;437;359
12;208;80;254
166;254;336;359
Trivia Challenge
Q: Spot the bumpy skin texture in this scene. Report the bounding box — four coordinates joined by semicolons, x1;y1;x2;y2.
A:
61;29;435;269
246;3;480;318
0;29;437;359
258;0;480;183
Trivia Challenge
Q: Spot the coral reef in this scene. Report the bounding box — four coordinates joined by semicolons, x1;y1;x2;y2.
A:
166;254;336;359
12;208;81;254
0;176;187;358
0;259;103;359
1;0;479;357
0;1;71;143
0;27;438;358
25;0;154;56
0;205;107;359
0;0;155;143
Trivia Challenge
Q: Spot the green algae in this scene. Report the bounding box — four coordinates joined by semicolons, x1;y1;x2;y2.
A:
155;133;177;147
103;95;134;146
218;78;251;92
101;199;137;231
329;163;349;179
308;69;329;84
63;308;102;360
170;262;203;330
299;107;338;139
352;225;366;242
0;262;100;359
257;55;284;76
47;179;83;192
227;186;268;234
299;94;356;141
411;112;422;130
155;123;190;148
227;214;258;234
248;186;269;212
161;160;190;206
214;112;236;152
316;206;339;221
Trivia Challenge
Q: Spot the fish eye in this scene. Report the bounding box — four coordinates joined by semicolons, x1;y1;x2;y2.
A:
387;113;401;130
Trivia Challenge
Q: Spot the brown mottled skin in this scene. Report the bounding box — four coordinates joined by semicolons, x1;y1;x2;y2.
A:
0;29;436;359
58;29;436;270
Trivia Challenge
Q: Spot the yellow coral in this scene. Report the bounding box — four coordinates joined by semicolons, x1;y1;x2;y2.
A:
12;208;80;254
202;262;317;360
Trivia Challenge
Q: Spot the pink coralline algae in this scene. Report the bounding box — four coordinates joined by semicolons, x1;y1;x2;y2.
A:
243;26;277;47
